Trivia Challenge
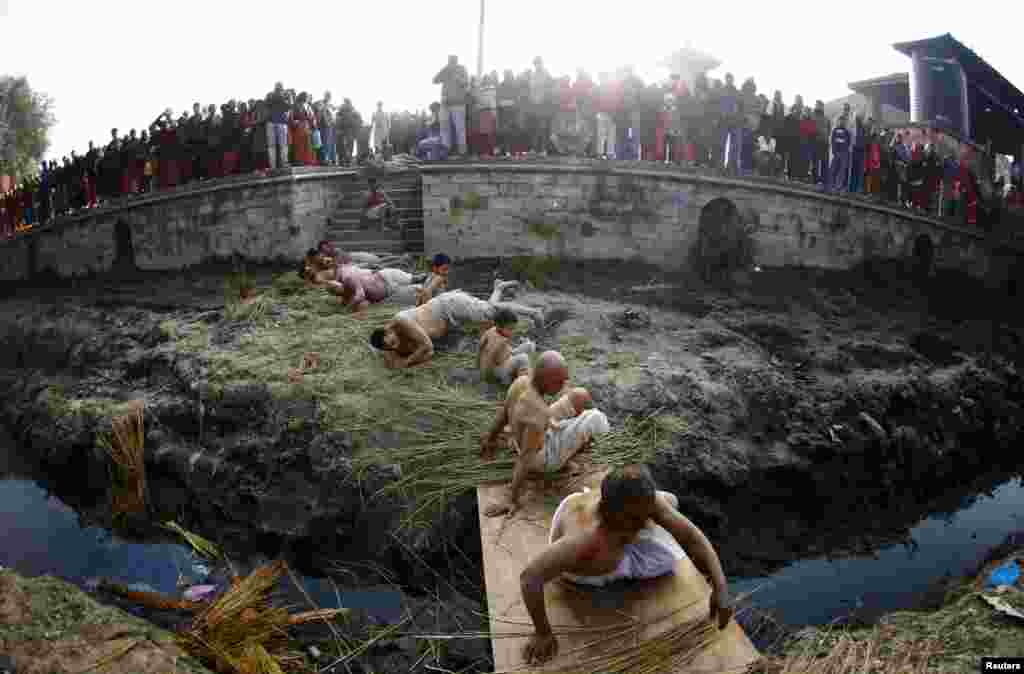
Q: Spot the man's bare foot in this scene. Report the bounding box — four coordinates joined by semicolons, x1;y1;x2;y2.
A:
493;278;520;294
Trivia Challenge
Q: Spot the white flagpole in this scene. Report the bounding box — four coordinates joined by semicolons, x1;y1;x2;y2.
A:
476;0;485;79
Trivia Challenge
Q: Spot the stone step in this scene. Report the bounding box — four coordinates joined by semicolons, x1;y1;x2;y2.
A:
329;239;407;254
327;228;403;243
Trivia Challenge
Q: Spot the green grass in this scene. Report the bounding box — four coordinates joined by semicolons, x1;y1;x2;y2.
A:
508;255;563;289
166;273;669;531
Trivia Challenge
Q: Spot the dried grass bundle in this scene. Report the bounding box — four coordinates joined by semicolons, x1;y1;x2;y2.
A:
97;400;147;514
178;561;304;674
500;616;726;674
756;627;941;674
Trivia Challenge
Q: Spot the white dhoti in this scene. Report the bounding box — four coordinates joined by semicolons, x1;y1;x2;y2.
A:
550;488;686;586
490;340;536;384
525;409;610;474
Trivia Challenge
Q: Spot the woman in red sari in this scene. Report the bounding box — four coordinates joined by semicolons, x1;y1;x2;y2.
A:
291;93;316;166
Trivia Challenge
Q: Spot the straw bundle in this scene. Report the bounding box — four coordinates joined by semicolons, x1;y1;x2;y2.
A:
97;400;147;515
758;629;940;673
177;560;305;674
505;617;723;674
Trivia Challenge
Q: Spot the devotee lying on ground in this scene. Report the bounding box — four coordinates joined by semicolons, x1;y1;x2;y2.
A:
301;248;338;284
369;281;543;369
478;308;536;384
480;352;610;517
328;254;424;317
363;177;397;224
517;463;734;664
415;253;451;306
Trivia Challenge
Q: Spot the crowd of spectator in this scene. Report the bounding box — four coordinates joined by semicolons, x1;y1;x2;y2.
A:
2;65;1023;240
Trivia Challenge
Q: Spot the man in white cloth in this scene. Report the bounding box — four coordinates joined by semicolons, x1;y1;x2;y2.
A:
369;280;543;369
479;351;611;517
517;464;734;664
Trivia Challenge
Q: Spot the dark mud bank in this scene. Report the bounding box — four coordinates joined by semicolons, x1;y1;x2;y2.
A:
1;263;1023;586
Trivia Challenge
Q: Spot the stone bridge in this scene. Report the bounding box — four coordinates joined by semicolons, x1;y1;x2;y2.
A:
1;161;1021;292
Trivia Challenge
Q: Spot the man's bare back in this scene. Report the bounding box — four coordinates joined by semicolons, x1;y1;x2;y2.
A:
478;326;513;374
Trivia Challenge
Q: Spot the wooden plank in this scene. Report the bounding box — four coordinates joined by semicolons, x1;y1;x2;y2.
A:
478;469;760;673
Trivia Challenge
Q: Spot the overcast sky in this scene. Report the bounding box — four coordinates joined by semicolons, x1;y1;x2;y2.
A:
2;0;1022;162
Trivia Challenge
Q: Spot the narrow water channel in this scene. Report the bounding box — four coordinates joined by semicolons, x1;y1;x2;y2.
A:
2;431;1022;635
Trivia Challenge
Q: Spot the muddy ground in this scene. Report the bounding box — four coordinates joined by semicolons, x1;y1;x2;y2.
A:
0;257;1022;671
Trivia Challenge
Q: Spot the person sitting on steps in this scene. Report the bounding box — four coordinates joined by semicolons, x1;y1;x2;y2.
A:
369;280;543;369
479;351;610;517
478;308;536;384
518;464;735;665
363;176;397;226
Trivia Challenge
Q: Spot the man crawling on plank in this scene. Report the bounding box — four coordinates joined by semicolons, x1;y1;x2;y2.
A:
478;308;536;384
479;351;610;517
327;254;425;317
518;464;735;664
369;280;544;369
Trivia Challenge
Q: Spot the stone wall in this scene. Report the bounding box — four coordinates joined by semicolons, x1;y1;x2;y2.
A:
3;167;360;281
0;235;32;282
421;163;996;278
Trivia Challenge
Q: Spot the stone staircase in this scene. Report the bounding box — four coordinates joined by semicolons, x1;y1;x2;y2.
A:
325;171;424;256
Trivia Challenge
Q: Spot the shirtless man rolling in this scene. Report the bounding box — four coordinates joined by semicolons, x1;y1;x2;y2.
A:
479;351;610;517
478;308;536;384
369;280;543;369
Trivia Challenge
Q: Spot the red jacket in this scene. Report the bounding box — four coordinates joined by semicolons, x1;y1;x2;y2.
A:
596;82;624;114
572;78;594;103
558;81;575;112
799;118;817;139
867;143;881;171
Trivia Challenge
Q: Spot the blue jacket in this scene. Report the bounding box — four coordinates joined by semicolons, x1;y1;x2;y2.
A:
830;126;850;157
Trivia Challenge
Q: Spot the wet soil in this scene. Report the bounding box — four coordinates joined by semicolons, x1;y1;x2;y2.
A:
0;257;1022;671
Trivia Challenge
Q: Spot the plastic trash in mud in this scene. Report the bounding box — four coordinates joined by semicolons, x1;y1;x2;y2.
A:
986;559;1021;588
981;592;1024;622
127;582;160;594
184;584;220;602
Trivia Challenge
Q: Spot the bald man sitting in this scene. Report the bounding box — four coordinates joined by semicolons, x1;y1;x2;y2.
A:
480;351;610;517
369;280;544;369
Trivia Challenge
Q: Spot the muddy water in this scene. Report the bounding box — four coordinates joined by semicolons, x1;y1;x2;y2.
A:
0;432;403;625
4;422;1023;635
731;476;1024;628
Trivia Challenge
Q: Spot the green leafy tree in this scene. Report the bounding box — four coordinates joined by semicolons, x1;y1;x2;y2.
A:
0;75;56;181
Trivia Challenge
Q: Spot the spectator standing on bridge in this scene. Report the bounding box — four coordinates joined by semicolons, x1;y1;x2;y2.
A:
527;57;554;155
433;55;470;157
266;83;291;170
849;114;867;194
829;113;851;193
318;91;338;165
372;101;391;156
797;108;816;183
497;70;519;157
813;102;830;185
864;124;882;198
357;124;371;161
478;72;498;158
782;97;802;180
573;69;595;156
291;93;316;166
593;73;615;159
